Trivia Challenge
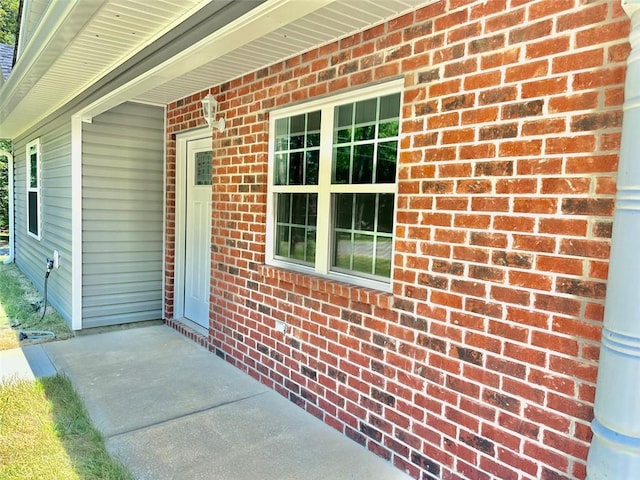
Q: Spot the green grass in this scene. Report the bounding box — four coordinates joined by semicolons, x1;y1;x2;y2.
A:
0;263;73;350
0;375;133;480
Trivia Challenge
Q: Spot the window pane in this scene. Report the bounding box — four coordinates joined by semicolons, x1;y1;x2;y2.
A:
380;93;401;120
29;152;38;188
377;194;395;233
334;231;352;270
277;193;291;223
336;104;353;128
352;234;374;274
308;110;321;132
332;92;400;187
331;193;394;280
352;144;373;184
307;132;320;148
375;237;393;277
356;98;377;124
306;150;319;185
195;151;212;185
290;114;306;149
275;153;287;185
333;146;351;184
354;125;375;141
289;152;304;185
28;191;38;236
276;225;291;257
274;193;317;265
376;141;398;183
275;118;289;151
291;194;308;224
274;111;320;185
305;229;317;263
354;194;375;231
335;193;353;229
378;120;399;139
290;227;306;260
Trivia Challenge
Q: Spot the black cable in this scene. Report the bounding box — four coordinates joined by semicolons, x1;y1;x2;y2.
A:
41;269;50;320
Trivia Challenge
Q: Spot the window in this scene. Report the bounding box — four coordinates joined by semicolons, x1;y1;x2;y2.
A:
26;139;41;240
267;81;402;289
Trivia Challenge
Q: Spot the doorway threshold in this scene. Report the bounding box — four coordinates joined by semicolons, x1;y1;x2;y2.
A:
166;318;209;349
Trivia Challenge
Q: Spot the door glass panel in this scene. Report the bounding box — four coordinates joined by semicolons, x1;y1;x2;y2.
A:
195;151;212;185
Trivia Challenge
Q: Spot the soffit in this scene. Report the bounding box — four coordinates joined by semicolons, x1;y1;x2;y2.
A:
1;0;437;139
0;0;220;138
135;0;430;106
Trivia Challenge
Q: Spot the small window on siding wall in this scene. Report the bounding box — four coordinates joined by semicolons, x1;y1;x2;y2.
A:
267;80;402;291
26;139;41;240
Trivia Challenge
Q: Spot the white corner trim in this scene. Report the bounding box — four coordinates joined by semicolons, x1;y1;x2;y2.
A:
0;149;14;264
71;115;83;330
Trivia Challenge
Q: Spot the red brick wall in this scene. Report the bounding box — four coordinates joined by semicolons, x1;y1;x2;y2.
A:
165;1;630;478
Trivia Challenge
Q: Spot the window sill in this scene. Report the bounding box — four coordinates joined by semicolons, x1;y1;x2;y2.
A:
259;263;394;309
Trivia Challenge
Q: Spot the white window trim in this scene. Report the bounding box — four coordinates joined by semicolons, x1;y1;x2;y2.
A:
266;80;403;292
26;138;42;241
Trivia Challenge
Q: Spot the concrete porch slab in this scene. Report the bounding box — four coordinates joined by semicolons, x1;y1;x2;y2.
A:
43;324;268;437
43;324;411;479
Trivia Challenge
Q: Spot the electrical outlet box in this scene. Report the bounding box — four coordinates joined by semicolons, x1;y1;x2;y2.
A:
53;250;60;269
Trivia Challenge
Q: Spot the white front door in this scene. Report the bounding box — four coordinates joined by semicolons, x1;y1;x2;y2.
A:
183;137;212;327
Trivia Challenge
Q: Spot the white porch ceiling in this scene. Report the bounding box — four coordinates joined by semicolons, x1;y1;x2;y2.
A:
135;0;430;106
0;0;436;139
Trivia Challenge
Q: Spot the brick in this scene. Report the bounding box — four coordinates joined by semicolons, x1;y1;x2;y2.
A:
541;177;591;195
513;197;557;214
521;76;567;100
479;86;518;105
505;60;548;83
559;238;610;259
565;155;618;174
501;100;544;120
490;286;530;307
571;111;622;132
461;106;499;124
573;66;626;91
539;218;587;236
537;255;584;276
562;198;614;216
499;139;542;157
557;3;611;32
526;36;571;59
548;87;598;113
546;135;597;155
529;0;574;20
479;123;518;140
459;430;495;456
509;20;552;44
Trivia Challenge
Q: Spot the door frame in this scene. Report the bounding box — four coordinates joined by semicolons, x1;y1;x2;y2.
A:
174;128;211;323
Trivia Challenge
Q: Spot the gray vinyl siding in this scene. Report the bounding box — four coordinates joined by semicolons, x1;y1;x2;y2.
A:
13;116;73;324
81;102;164;328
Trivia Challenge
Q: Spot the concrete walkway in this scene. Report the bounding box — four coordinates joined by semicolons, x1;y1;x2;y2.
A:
2;324;411;480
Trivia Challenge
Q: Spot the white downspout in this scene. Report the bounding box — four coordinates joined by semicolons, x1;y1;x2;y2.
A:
1;149;14;264
586;2;640;478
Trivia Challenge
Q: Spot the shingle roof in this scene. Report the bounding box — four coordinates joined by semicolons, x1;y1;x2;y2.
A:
0;43;15;81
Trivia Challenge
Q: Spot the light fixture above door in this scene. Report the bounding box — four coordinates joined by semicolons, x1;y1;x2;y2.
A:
201;94;225;132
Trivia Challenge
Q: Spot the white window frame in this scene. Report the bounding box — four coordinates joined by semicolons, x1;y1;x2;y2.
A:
26;138;42;240
266;80;403;291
